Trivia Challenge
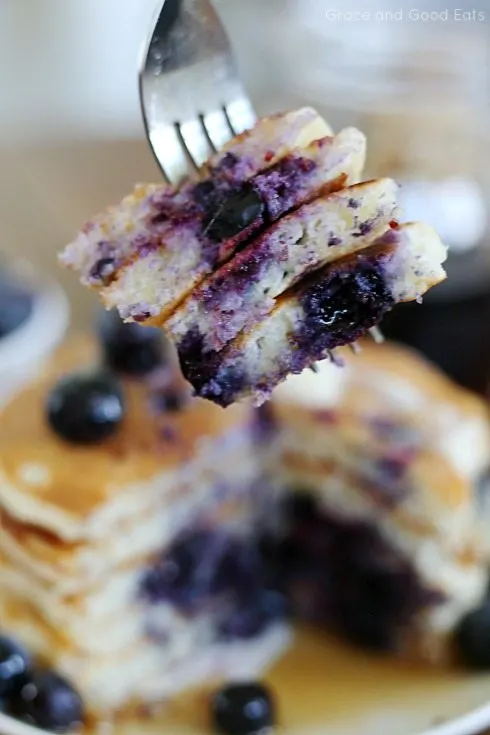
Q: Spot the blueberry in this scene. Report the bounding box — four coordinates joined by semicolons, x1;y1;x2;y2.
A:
89;257;116;283
46;371;125;444
193;180;220;209
300;263;394;348
455;603;490;669
281;492;318;524
150;388;188;414
141;530;232;609
0;636;30;698
218;589;290;641
336;591;396;651
8;669;84;733
217;541;265;598
97;309;168;376
211;682;275;735
141;531;264;612
0;273;33;338
205;185;264;242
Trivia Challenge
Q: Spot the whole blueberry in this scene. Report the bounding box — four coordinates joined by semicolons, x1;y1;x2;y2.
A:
0;273;33;338
46;371;125;444
150;387;189;414
97;309;168;376
211;682;275;735
205;185;264;242
455;603;490;669
0;636;30;698
8;669;84;732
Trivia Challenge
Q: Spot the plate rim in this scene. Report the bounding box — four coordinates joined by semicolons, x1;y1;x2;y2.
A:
1;698;490;735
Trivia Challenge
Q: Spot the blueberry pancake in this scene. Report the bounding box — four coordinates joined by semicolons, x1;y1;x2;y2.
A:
265;341;490;662
60;106;448;408
60;107;333;293
180;223;447;407
0;334;290;718
1;329;490;728
202;106;334;180
61;118;365;324
167;178;399;354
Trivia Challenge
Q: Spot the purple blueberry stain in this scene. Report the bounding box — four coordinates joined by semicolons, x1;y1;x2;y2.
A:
275;494;444;651
353;220;374;238
253;404;277;439
348;198;361;209
358;454;412;509
88;240;120;283
89;257;116;283
177;328;247;407
217;589;290;641
159;424;179;443
213;152;240;174
376;456;409;483
254;155;317;221
140;529;267;614
369;417;416;442
134;238;159;258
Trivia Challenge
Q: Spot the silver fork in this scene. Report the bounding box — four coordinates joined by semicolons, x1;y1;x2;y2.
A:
138;0;384;346
139;0;256;186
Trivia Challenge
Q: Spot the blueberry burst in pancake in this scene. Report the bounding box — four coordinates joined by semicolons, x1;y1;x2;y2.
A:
167;178;399;354
61;108;447;406
180;223;446;407
61;109;363;322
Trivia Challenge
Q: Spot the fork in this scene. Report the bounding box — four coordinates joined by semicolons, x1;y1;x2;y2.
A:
138;0;384;346
139;0;256;186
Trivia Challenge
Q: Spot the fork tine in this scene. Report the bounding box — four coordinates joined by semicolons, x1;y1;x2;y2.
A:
348;342;362;354
223;98;257;137
200;111;233;152
146;126;184;186
368;326;385;344
176;119;215;171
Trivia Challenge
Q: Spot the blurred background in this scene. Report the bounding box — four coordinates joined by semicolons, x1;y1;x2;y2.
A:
0;0;489;393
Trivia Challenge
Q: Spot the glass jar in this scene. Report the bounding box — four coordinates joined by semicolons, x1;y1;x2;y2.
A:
222;0;490;392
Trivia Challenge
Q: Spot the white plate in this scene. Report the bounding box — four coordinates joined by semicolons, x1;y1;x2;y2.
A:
0;259;69;406
1;629;490;735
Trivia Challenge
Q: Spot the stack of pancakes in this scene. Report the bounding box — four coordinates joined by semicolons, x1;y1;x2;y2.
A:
0;338;289;716
266;341;490;661
1;334;490;721
60;107;447;406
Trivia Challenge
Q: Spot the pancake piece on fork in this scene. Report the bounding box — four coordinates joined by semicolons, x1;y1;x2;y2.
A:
60;107;447;407
180;223;447;407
